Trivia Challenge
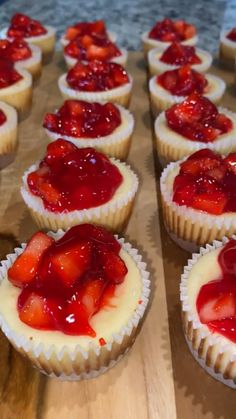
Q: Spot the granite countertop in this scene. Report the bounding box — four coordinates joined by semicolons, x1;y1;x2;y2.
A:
0;0;235;52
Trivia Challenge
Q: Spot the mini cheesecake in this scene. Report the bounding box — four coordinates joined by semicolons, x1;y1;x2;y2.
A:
0;225;150;379
58;61;132;108
43;100;134;160
160;149;236;252
148;42;212;76
181;237;236;388
21;139;138;232
149;65;225;114
63;34;128;69
1;13;56;63
0;59;32;115
60;20;117;47
0;38;42;79
155;93;236;165
219;29;236;69
0;101;18;168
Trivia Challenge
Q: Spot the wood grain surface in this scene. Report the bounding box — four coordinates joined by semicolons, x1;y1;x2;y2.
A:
0;52;235;419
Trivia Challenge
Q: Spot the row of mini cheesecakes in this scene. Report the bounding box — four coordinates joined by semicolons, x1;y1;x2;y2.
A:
0;16;151;381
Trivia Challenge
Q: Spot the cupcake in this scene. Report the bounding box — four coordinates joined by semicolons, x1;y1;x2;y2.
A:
21;139;139;232
180;236;236;388
148;42;212;76
155;93;236;165
43;100;134;160
141;18;198;53
0;59;32;115
0;38;42;79
149;65;226;114
219;28;236;69
0;100;18;168
0;224;150;379
160;148;236;252
1;13;56;63
60;20;117;47
63;34;128;69
58;61;132;108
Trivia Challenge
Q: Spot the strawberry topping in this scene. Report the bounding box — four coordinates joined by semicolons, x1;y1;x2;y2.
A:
166;93;233;142
7;13;47;38
0;109;6;126
27;139;123;212
0;59;23;88
148;18;196;42
196;239;236;343
0;38;32;61
66;61;129;92
157;66;207;96
43;100;121;138
65;34;121;62
173;149;236;214
11;224;128;336
226;28;236;42
160;42;201;65
65;20;108;42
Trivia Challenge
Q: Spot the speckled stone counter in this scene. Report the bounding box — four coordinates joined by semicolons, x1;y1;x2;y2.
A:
0;0;234;52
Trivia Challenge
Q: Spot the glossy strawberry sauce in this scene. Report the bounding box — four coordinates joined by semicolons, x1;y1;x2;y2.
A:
7;13;47;38
27;139;123;212
148;18;196;42
166;93;233;142
8;224;128;336
160;42;201;65
157;66;207;96
196;239;236;343
65;20;108;42
66;61;129;92
0;110;6;126
226;28;236;42
43;100;121;138
0;39;32;61
0;59;23;88
65;34;121;62
173;148;236;215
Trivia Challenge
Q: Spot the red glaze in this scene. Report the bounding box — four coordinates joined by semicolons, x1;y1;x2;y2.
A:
166;93;233;142
226;28;236;42
0;59;23;88
0;109;6;125
160;42;201;65
66;61;129;92
196;239;236;343
65;34;121;61
65;20;108;42
157;65;207;96
27;139;123;212
8;225;128;336
148;18;196;42
0;39;32;61
43;100;121;138
7;13;47;38
173;148;236;214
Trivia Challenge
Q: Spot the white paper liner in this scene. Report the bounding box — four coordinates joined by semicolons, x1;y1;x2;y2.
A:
44;104;134;159
58;73;132;107
149;74;225;114
21;157;139;231
60;30;117;48
0;231;151;380
155;107;236;162
64;48;128;69
148;48;213;76
0;100;18;154
160;159;236;247
141;30;198;52
180;236;236;387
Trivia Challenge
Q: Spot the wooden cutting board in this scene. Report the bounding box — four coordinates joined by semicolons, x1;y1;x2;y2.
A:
0;52;235;419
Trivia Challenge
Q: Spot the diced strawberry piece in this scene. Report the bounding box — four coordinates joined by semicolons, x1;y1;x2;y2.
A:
180;156;221;176
191;190;228;214
173;174;197;205
45;139;78;166
160;42;201;65
207;165;227;181
50;241;92;287
187;148;220;161
198;293;236;323
184;25;196;38
218;239;236;276
65;27;80;41
87;44;110;60
18;291;60;329
224;153;236;175
100;251;128;284
8;232;54;287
